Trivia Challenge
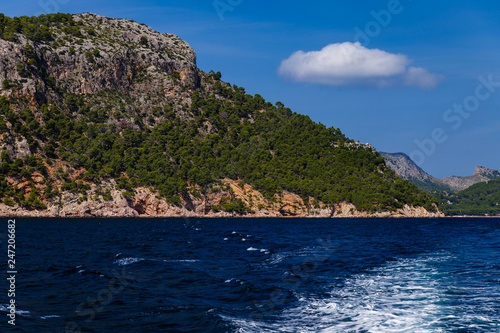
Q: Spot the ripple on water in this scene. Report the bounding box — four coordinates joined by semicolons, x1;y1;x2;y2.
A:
224;251;500;332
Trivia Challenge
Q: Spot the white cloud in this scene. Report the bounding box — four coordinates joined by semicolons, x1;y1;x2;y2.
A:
403;66;443;90
278;42;442;89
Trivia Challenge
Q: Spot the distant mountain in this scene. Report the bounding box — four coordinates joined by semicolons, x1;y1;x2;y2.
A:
380;152;451;192
381;152;500;192
435;178;500;216
440;166;500;192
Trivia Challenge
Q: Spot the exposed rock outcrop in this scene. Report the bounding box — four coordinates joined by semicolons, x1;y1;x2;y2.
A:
0;13;199;115
0;178;443;218
380;152;450;192
382;152;500;193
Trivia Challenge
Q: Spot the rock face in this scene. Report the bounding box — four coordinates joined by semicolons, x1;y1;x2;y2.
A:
381;152;436;183
0;13;199;112
381;152;500;193
380;152;450;192
441;166;500;192
0;178;443;218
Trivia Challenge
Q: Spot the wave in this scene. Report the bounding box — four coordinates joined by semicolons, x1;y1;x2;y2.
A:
40;315;62;319
0;304;31;317
113;257;145;266
224;252;498;332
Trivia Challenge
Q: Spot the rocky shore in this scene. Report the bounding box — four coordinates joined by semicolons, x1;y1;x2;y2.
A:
0;179;444;218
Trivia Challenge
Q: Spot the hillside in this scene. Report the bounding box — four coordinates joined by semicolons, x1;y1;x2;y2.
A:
440;166;500;192
381;152;500;193
434;178;500;216
380;152;451;192
0;13;442;217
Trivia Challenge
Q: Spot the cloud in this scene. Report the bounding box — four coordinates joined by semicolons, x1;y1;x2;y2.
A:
403;66;443;90
278;42;442;89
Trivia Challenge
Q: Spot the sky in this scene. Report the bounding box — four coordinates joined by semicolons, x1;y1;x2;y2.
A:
3;0;500;178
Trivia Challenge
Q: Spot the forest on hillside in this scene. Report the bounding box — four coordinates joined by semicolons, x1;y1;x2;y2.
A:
0;13;439;214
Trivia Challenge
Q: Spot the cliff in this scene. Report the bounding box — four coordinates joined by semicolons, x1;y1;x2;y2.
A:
440;166;500;192
381;152;500;193
0;13;198;115
380;152;449;192
0;13;442;218
0;178;443;218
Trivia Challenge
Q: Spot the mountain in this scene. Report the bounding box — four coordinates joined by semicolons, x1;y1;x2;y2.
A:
380;152;451;192
440;166;500;192
381;152;500;192
0;13;442;217
435;178;500;216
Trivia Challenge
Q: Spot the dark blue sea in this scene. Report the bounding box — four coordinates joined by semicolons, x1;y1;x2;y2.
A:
2;218;500;332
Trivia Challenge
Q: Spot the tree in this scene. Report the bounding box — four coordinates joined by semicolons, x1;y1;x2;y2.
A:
209;70;222;80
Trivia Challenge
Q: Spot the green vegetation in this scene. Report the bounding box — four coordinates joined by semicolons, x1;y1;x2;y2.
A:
0;13;74;42
0;12;440;213
0;81;438;213
434;179;500;216
412;179;451;193
209;70;222;81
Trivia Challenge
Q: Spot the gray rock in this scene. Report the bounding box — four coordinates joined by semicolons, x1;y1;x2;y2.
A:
382;152;500;192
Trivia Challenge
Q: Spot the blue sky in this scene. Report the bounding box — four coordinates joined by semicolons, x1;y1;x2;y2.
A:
3;0;500;178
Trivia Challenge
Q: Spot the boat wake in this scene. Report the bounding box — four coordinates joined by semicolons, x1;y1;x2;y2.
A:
226;251;498;332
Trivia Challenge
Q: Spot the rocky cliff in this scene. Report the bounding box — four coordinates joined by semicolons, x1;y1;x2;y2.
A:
0;13;199;115
382;152;500;193
0;177;443;218
380;152;450;192
0;13;443;218
440;166;500;192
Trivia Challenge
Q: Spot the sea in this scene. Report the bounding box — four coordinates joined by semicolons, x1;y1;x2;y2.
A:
1;217;499;332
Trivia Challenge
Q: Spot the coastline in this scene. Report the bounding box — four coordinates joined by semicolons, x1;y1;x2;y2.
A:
0;178;444;219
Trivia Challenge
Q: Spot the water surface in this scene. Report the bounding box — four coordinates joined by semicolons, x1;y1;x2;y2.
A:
2;218;499;332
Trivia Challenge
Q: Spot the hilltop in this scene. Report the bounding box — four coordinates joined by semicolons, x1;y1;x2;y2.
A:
440;166;500;192
0;13;441;217
381;152;500;193
380;152;450;192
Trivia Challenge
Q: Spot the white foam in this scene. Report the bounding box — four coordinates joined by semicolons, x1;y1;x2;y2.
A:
113;257;144;266
225;253;468;333
40;315;61;319
246;247;268;253
0;304;31;316
15;309;31;316
262;246;321;266
265;253;288;265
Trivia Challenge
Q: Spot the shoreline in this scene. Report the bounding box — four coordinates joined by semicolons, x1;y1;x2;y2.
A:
0;180;444;219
